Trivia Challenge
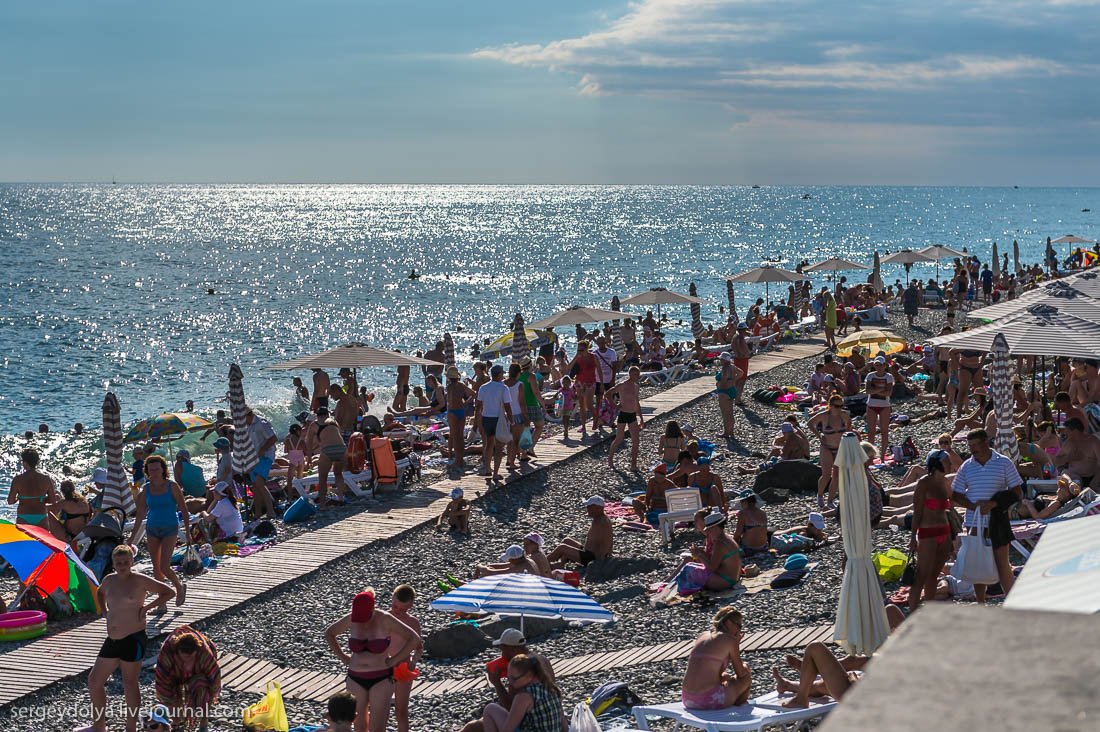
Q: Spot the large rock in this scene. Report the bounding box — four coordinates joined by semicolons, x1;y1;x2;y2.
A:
479;614;567;640
423;622;492;659
753;460;821;503
582;556;663;583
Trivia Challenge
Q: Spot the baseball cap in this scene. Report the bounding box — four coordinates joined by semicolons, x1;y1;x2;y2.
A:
780;423;795;433
176;449;190;460
142;704;172;727
808;512;826;530
213;437;231;450
499;544;525;561
450;487;464;499
584;495;606;508
523;532;545;547
719;352;733;362
493;628;527;647
92;467;109;484
874;356;886;365
737;323;749;330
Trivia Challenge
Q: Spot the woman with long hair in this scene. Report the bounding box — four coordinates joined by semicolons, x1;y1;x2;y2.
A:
908;450;954;611
681;606;752;710
461;653;564;732
131;454;190;613
808;395;850;509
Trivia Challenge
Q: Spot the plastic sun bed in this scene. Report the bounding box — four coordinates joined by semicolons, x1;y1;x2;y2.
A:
631;691;836;731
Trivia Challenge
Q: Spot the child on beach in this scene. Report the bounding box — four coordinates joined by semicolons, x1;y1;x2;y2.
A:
436;488;471;534
317;692;357;732
389;585;423;732
558;376;577;440
131;447;146;488
283;423;307;484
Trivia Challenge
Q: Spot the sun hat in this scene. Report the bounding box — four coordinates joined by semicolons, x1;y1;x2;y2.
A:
785;553;809;570
450;487;464;499
780;423;795;433
92;467;109;484
176;449;190;461
446;366;461;379
523;532;544;547
703;509;726;528
719;352;733;362
213;437;231;450
584;495;606;508
808;512;826;530
212;481;229;496
517;356;532;368
493;628;527;647
500;544;525;561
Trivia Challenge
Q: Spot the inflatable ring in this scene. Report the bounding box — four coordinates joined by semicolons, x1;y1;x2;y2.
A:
0;611;48;641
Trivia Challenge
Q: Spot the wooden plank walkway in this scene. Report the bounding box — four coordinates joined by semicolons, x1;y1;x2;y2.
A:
0;339;824;708
218;624;835;703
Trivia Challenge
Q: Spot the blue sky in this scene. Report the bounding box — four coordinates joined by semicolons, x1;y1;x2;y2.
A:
1;0;1098;184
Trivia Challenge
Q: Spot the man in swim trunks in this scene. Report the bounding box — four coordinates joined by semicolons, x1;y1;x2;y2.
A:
548;496;613;568
245;408;278;519
1053;417;1100;487
422;341;446;387
331;384;361;440
81;544;175;732
606;366;645;471
731;325;751;405
312;369;331;411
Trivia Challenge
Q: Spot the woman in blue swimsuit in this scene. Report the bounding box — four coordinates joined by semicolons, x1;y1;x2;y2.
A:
715;354;743;438
130;454;190;614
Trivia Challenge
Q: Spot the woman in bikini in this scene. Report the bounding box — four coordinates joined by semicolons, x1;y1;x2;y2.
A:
566;341;599;436
732;492;769;555
659;421;687;467
956;348;984;417
808;395;850;509
49;479;92;544
909;450;954;611
863;357;894;459
681;606;752;711
714;354;742;438
315;408;349;507
283;423;307;485
690;510;742;591
325;588;421;732
8;448;59;528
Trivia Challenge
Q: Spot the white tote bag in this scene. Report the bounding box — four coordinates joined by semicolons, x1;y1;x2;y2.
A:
495;411;513;444
954;506;999;585
568;702;601;732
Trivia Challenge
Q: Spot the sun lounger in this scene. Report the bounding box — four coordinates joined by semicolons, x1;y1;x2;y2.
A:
631;691;836;731
640;363;690;386
746;332;781;354
787;315;818;338
658;488;704;543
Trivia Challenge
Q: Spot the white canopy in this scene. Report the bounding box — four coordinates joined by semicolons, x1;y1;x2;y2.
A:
804;257;869;273
725;265;803;284
620;288;705;306
919;244;968;260
268;344;443;370
1006;513;1100;615
880;250;934;265
528;306;640;328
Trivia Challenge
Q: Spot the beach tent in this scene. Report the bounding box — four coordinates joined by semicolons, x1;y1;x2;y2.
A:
100;393;136;516
967;282;1100;323
621;287;704;321
528;306;639;329
268;344;442;371
832;433;890;656
879;250;932;285
928;304;1100;359
726;265;802;305
430;573;613;633
1005;513;1100;615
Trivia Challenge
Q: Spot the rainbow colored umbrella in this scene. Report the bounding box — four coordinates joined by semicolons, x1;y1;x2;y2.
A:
123;412;213;444
0;521;100;613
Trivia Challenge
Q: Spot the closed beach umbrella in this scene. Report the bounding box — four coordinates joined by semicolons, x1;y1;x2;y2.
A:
443;332;455;369
833;433;890;656
611;321;624;360
511;313;529;361
726;279;738;324
228;364;258;477
992;242;1000;278
989;333;1019;463
689;282;704;340
872;251;884;292
1046;237;1055;273
1014;240;1021;276
101;393;135;516
430;573;614;633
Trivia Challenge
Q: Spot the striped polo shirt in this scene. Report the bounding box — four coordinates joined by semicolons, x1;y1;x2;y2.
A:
952;449;1023;527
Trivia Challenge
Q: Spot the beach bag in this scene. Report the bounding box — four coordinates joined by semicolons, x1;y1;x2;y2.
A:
901;546;917;587
495;412;513;443
770;533;813;554
873;548;908;583
586;680;644;717
569;702;601;732
955;509;999;585
282;496;317;524
243;681;289;732
180;543;203;576
518;428;534;450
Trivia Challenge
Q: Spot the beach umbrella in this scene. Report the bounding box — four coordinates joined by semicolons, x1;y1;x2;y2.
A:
101;393;135;516
726;265;802;305
123;412;212;444
726;279;738;324
929;304;1100;359
968;282;1100;323
268;344;443;370
511;313;529;361
1014;240;1021;276
228;364;258;477
430;573;613;633
920;244;967;260
689;283;704;340
992;242;1000;279
881;250;934;285
621;287;704;321
528;306;640;329
805;257;869;284
989;333;1019;464
835;330;906;358
1051;235;1097;245
832;433;890;656
611;321;625;360
481;328;556;360
442;332;455;369
0;521;100;613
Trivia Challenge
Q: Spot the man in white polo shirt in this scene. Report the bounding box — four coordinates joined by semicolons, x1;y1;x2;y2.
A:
951;428;1023;602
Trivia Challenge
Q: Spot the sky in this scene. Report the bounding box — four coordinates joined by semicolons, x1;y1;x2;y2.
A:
1;0;1098;185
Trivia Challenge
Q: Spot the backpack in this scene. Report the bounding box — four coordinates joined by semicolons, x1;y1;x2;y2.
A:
587;681;644;717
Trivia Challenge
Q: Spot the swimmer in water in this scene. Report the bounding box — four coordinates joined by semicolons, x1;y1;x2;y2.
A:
408;268;419;280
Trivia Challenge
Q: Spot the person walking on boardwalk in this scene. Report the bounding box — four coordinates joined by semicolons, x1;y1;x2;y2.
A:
606;366;645;471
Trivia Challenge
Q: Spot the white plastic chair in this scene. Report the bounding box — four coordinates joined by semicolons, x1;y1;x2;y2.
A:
658;488;703;543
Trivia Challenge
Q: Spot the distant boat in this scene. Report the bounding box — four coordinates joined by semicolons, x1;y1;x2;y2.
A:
1083;209;1091;212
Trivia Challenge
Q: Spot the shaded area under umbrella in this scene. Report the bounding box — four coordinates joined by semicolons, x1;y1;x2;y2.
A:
726;265;802;305
833;433;890;656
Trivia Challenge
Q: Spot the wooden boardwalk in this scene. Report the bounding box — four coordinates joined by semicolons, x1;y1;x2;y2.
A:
0;339;824;708
218;624;836;702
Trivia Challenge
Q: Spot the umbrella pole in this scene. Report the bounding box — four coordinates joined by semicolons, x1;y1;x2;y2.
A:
11;559;51;609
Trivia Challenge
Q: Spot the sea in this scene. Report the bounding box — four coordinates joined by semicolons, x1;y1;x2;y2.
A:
1;184;1096;514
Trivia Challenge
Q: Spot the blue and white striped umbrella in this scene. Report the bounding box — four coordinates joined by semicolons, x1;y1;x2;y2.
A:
430;573;614;624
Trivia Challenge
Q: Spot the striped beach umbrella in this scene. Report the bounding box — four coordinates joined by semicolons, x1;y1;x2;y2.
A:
430;573;614;631
1014;240;1021;276
511;313;529;361
101;393;135;516
442;332;455;368
689;282;704;339
989;333;1019;463
609;296;622;357
992;242;1000;279
228;364;258;477
726;278;738;324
